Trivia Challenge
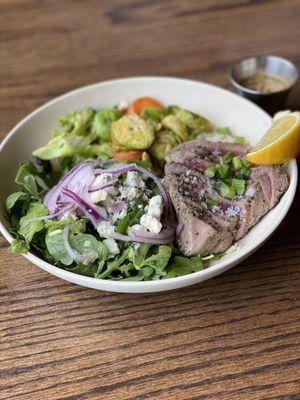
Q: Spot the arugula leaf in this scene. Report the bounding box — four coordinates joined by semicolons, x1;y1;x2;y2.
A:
92;108;121;142
15;163;40;198
65;262;99;277
9;238;30;254
133;244;151;269
19;203;48;242
165;256;204;278
133;245;172;278
97;246;134;279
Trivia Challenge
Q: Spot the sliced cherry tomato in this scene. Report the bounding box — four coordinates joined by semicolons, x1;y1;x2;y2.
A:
113;150;143;161
127;97;164;115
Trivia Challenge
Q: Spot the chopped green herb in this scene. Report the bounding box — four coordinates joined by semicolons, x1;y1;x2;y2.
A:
220;182;236;199
231;178;246;196
216;127;231;135
233;136;246;144
206;198;219;206
222;151;234;164
204;166;216;178
216;163;229;179
232;156;243;170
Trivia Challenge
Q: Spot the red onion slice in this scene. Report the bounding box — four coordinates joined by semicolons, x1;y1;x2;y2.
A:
88;182;114;193
44;163;95;214
109;227;175;244
62;188;108;224
94;163;136;176
110;201;126;213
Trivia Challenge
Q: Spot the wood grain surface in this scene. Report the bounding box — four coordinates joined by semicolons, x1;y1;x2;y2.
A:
1;1;300;399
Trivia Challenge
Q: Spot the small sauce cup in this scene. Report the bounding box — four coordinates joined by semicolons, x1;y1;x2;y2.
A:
229;55;298;115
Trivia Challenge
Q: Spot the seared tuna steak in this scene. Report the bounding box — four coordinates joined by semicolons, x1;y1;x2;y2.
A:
163;140;289;256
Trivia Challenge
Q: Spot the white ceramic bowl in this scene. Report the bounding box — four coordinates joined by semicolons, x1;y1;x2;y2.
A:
0;77;297;293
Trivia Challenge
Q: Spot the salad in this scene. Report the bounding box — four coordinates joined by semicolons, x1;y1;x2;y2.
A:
6;97;245;281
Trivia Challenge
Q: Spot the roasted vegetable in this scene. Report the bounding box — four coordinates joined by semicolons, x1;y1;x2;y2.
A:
150;130;178;167
111;115;155;150
161;115;189;142
127;97;163;115
176;109;213;135
113;150;143;161
59;108;95;136
92;107;121;142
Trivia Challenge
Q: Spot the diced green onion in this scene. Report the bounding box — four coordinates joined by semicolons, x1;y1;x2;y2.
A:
216;163;229;179
216;127;231;135
232;156;243;170
220;182;235;199
206;198;219;206
231;178;246;195
242;157;251;167
222;151;234;164
236;167;251;179
233;136;246;144
222;178;232;185
205;166;216;178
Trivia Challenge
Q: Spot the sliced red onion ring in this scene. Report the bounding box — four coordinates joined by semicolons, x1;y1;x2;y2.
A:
63;227;98;265
88;182;114;193
128;226;175;241
44;163;94;214
110;200;126;213
62;188;108;224
109;227;175;244
94;163;136;176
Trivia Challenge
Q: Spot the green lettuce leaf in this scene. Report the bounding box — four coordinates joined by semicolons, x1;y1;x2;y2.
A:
9;238;30;254
32;134;92;160
59;108;95;136
19;202;48;242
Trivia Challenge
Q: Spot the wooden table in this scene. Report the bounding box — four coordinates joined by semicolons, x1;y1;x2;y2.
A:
1;1;300;399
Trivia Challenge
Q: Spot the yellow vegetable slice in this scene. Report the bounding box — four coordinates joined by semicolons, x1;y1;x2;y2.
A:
246;112;300;165
111;115;154;150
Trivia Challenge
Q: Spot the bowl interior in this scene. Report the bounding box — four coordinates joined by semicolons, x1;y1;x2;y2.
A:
0;77;297;292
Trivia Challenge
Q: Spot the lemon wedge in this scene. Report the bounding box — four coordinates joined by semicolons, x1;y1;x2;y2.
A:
246;112;300;164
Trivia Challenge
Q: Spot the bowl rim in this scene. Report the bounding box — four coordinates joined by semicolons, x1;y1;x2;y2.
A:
0;76;298;292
